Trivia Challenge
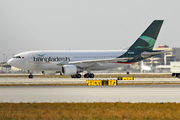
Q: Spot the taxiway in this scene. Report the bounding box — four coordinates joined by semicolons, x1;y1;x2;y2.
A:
0;77;179;84
0;85;180;103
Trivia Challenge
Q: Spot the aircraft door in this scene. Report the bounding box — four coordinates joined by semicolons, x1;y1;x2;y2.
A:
28;54;34;62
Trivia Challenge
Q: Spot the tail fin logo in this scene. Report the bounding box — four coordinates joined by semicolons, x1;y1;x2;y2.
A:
135;36;156;49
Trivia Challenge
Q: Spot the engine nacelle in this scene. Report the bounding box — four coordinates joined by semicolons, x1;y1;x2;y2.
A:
62;65;82;75
42;71;56;75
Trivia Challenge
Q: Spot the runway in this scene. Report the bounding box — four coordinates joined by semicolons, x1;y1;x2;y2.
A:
0;77;180;84
1;85;180;103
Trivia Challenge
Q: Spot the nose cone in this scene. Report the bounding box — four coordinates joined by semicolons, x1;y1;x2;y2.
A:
7;59;14;66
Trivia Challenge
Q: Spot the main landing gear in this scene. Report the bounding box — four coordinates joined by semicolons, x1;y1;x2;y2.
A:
71;73;95;78
71;74;81;78
84;73;94;78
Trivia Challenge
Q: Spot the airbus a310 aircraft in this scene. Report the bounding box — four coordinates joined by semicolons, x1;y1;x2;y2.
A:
8;20;167;78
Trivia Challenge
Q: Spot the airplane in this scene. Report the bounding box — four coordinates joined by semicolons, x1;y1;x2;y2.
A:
8;20;167;78
141;61;151;73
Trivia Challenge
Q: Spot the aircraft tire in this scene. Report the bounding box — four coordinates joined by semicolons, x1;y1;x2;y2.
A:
89;73;94;78
28;74;33;79
71;75;76;78
84;73;89;78
76;74;81;78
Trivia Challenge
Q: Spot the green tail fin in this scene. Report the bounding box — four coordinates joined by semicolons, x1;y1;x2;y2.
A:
128;20;164;51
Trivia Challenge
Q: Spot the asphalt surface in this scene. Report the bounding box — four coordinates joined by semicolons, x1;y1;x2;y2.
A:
0;77;180;84
0;85;180;103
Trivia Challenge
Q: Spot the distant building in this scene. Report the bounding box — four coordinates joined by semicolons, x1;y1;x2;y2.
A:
145;45;180;66
130;45;180;73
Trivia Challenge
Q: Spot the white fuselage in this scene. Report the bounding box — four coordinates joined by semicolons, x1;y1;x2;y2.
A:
8;50;133;71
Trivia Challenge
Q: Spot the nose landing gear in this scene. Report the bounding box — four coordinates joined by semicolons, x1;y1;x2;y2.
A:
28;73;33;78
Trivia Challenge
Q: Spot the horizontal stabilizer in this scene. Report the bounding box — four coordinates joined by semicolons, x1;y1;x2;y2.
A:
141;50;171;58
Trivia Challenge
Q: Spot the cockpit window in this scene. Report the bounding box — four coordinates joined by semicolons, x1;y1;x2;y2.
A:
13;56;21;59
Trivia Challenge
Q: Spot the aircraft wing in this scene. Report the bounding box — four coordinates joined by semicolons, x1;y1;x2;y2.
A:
57;57;133;67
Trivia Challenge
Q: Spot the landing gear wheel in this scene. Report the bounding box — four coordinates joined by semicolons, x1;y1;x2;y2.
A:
84;73;89;78
71;75;76;78
76;74;81;78
71;74;81;78
28;74;33;79
89;73;94;78
84;73;94;78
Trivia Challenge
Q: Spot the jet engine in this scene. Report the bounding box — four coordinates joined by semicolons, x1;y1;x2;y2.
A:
62;65;83;75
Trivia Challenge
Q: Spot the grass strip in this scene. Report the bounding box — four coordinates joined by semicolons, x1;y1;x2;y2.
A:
0;103;180;120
